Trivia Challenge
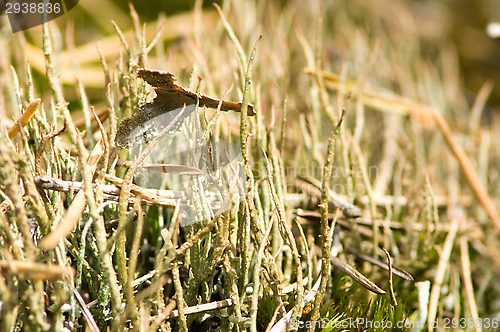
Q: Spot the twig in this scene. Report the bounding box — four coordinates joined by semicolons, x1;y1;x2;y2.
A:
169;299;233;318
294;217;313;290
35;175;120;195
382;248;397;306
0;261;74;281
38;142;104;250
35;119;67;176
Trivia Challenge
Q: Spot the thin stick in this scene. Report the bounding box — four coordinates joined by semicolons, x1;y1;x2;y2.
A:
34;175;179;206
382;248;397;306
38;142;104;250
0;260;74;281
168;299;233;318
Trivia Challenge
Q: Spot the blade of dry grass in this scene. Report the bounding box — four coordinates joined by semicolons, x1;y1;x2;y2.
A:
7;98;41;140
459;223;481;332
432;109;500;233
427;208;461;331
0;260;74;281
331;256;386;295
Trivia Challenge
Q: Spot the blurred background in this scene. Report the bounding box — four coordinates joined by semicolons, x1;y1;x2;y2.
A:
3;0;500;116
